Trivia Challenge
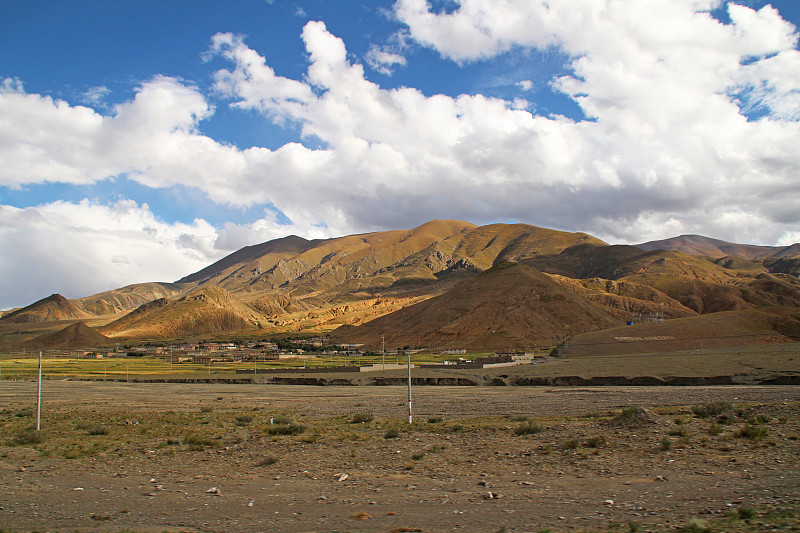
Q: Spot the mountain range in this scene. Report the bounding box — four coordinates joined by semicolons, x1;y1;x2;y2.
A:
2;220;799;352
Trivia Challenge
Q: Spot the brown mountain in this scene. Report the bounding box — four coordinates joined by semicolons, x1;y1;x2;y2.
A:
25;321;111;349
636;234;799;260
0;294;93;324
77;282;189;315
555;306;800;358
523;244;800;315
177;220;604;299
330;262;621;350
99;286;265;339
3;221;799;349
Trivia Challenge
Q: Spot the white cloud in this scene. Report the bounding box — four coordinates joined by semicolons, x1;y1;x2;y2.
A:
0;199;338;309
1;77;24;93
365;45;408;75
0;200;214;308
80;85;111;106
517;80;534;91
1;4;800;308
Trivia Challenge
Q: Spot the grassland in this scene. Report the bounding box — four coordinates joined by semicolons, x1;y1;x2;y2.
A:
0;351;505;380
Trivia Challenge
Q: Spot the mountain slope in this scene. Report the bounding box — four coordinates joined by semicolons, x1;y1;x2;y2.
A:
0;294;93;323
331;262;621;350
100;286;265;339
636;234;799;260
25;322;111;349
555;306;800;357
177;220;605;300
78;282;190;315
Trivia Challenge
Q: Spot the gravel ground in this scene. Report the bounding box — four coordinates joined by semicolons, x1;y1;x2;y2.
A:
1;382;799;532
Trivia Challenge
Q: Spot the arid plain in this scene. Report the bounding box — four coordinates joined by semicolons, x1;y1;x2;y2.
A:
2;380;799;533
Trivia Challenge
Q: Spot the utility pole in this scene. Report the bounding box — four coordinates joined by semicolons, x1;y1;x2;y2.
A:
36;351;42;431
407;350;412;424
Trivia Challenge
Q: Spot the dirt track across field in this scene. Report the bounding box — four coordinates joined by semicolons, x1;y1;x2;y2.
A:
1;382;799;533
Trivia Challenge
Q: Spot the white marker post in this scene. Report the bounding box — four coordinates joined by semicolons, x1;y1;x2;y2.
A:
407;351;412;424
36;351;42;431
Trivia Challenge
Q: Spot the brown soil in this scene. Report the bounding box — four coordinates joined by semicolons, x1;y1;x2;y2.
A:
1;382;798;532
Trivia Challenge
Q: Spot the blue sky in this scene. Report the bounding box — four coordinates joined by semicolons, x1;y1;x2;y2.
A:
1;0;799;309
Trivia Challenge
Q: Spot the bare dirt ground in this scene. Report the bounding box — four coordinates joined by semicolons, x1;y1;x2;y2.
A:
1;382;799;533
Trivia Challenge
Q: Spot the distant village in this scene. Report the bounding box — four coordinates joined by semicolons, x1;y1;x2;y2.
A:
31;337;537;371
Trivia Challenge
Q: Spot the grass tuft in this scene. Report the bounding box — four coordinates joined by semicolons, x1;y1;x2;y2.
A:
349;411;374;424
267;423;306;436
737;425;769;441
16;429;45;445
234;415;254;426
692;401;732;419
86;424;109;436
256;455;278;466
515;421;543;436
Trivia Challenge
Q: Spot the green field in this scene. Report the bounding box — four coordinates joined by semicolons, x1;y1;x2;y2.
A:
0;350;523;379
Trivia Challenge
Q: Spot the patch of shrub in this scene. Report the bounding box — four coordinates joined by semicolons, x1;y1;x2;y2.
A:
737;507;756;520
607;406;654;428
681;518;712;533
267;423;305;436
708;423;723;436
349;411;374;424
62;448;82;459
716;414;734;425
563;439;580;450
184;434;218;450
737;425;769;442
509;415;529;422
514;421;543;436
234;415;254;426
384;428;400;439
86;424;108;436
271;414;293;425
668;427;689;437
199;406;213;413
427;416;443;424
660;436;672;451
14;409;33;418
692;401;733;419
300;434;318;443
747;414;771;425
256;455;278;466
585;435;607;448
16;429;45;445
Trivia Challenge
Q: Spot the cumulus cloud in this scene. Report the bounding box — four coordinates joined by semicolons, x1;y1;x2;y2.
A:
365;45;408;75
0;199;336;309
80;85;111;106
1;3;800;307
0;200;214;308
208;14;800;244
516;80;534;91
